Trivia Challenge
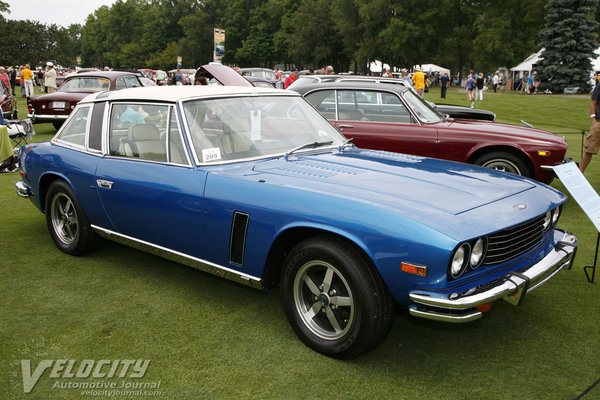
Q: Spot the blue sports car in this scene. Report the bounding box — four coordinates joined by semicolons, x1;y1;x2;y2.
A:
15;84;577;358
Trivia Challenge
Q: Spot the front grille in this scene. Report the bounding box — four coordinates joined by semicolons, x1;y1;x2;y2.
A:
484;214;547;265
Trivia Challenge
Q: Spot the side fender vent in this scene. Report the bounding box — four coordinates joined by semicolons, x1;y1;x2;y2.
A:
230;211;249;265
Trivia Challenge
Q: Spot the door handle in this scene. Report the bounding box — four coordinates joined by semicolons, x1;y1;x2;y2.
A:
338;124;355;130
96;180;114;189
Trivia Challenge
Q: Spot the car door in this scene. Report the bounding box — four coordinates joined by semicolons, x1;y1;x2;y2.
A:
95;103;207;258
305;89;438;157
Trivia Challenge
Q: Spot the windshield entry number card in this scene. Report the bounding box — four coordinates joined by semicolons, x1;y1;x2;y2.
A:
202;147;221;162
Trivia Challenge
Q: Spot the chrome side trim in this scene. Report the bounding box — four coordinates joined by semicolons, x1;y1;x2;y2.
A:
91;225;264;289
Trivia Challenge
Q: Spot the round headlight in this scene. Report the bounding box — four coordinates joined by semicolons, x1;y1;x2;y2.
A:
542;211;552;230
470;237;487;268
450;243;470;278
551;207;561;226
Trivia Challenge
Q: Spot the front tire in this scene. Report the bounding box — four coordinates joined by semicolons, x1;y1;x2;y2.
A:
473;151;531;178
281;235;394;359
45;180;102;255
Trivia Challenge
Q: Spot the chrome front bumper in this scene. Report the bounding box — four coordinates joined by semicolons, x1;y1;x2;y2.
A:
408;231;577;323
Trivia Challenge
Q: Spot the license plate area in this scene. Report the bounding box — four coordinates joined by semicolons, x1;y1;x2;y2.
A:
52;101;66;109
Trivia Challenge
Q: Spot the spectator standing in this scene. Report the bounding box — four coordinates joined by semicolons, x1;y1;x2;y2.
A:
0;67;11;94
527;72;535;94
475;72;484;101
412;67;425;96
325;65;334;74
8;67;16;95
284;68;299;89
174;69;183;85
465;74;475;104
492;73;499;92
44;62;58;93
582;80;600;173
18;66;25;97
382;68;392;78
21;64;34;98
498;73;504;93
520;71;529;94
274;67;282;80
440;73;449;99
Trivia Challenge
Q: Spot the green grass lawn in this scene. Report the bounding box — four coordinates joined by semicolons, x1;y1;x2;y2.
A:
1;88;599;399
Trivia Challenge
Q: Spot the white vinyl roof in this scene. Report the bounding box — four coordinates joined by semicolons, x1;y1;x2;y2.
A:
80;85;294;104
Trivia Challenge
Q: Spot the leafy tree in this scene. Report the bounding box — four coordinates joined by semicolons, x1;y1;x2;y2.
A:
536;0;599;93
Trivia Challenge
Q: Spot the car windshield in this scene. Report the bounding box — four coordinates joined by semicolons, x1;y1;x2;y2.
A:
60;77;110;92
401;89;444;123
182;95;345;164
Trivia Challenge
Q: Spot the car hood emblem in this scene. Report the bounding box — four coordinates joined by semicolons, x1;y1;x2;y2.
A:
514;203;528;210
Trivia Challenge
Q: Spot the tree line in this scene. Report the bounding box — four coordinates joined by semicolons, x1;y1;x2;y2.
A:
0;0;598;76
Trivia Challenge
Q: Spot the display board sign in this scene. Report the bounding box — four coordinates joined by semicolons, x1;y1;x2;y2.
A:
553;161;600;232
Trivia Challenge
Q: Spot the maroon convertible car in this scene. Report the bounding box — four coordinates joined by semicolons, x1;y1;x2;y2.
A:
27;71;143;129
294;82;568;184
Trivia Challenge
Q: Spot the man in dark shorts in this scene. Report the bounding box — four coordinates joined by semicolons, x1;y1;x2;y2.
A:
581;76;600;173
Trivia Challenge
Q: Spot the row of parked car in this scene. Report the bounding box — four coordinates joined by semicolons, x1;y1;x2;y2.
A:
16;64;577;358
27;64;568;184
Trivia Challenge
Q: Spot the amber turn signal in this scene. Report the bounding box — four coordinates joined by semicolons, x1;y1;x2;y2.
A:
401;262;427;276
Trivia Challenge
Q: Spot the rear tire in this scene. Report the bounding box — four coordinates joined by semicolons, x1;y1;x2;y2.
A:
281;235;394;359
45;180;102;255
52;121;64;130
473;151;531;178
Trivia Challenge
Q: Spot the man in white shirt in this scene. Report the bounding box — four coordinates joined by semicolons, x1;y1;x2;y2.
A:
44;62;58;93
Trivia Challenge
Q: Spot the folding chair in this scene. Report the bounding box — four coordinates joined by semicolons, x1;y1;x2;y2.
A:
4;118;34;150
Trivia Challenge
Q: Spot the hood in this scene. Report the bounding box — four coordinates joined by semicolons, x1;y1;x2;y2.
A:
251;148;537;216
443;119;566;144
195;64;254;87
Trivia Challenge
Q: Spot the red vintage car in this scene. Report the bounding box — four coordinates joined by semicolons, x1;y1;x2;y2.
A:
27;71;142;129
295;82;568;184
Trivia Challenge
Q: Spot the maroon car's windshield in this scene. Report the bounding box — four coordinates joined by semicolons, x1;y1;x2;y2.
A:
402;90;444;123
60;77;110;92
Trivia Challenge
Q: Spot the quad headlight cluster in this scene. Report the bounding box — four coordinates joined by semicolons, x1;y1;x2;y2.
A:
449;237;488;279
543;206;561;231
449;206;562;280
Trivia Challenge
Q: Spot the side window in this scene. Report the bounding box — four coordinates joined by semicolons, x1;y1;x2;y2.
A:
55;106;89;147
115;76;142;88
304;90;336;120
338;90;374;121
168;108;188;164
109;103;168;162
374;92;412;124
115;77;127;90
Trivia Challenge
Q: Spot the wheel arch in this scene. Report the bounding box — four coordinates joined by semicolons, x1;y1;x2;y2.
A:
38;172;74;213
467;145;534;176
262;226;379;289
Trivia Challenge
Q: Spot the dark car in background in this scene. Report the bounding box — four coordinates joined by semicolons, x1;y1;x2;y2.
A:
237;68;282;88
27;71;143;129
288;75;496;122
295;81;567;183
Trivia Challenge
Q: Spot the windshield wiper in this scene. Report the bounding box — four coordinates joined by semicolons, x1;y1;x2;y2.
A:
284;140;334;159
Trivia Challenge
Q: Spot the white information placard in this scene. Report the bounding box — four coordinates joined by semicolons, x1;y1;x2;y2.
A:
553;161;600;232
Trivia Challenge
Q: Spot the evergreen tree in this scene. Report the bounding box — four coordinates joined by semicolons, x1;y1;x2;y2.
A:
536;0;599;93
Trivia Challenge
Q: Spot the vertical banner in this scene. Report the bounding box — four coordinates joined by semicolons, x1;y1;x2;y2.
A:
214;28;225;62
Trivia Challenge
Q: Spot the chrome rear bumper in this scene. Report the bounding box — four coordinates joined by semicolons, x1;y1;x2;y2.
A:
15;180;32;198
408;231;577;323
